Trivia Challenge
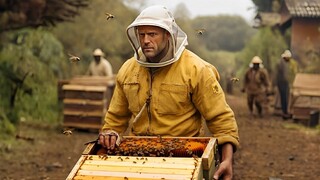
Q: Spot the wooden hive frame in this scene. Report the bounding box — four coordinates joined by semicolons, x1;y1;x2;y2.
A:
66;136;219;180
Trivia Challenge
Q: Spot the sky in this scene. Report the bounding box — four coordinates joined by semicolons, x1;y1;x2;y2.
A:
140;0;256;23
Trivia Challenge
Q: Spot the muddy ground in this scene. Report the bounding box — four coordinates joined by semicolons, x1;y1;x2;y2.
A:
0;94;319;180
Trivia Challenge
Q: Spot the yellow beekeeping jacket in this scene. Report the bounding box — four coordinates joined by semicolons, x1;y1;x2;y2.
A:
102;49;240;149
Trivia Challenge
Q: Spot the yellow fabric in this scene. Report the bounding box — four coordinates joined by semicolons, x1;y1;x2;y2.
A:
102;49;239;150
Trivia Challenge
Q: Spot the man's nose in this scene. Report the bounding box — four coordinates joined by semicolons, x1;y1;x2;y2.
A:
142;35;151;44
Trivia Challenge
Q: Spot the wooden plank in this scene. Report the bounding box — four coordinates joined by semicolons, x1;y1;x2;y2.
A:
63;104;105;114
66;156;87;180
83;160;196;169
73;176;182;180
201;138;216;170
80;164;195;175
63;110;104;117
63;91;106;100
63;122;102;130
82;143;96;155
64;99;106;106
63;84;107;92
77;170;193;179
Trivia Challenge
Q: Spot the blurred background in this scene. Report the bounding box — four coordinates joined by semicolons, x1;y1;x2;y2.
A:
0;0;319;135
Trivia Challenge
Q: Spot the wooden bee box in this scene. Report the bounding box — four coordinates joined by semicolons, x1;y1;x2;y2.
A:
291;73;320;125
67;136;218;180
62;84;108;130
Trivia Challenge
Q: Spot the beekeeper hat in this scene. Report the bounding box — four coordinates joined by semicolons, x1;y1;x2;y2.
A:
93;48;105;56
251;56;263;64
281;50;292;58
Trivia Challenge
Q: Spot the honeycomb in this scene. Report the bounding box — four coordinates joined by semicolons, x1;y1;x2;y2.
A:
97;137;209;157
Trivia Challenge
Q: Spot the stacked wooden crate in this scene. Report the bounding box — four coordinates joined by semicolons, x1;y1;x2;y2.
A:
291;73;320;126
66;136;219;180
61;76;115;130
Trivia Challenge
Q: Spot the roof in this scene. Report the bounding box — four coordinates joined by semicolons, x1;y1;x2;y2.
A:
285;0;320;17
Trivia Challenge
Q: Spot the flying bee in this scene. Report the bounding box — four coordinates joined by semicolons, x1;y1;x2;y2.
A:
105;12;115;20
68;53;80;63
230;77;240;83
195;28;206;35
63;129;73;136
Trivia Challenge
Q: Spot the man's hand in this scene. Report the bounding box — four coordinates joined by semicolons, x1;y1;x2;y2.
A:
213;143;234;180
98;130;121;150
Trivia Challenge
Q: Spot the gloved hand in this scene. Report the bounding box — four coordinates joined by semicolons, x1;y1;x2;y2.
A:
98;130;122;150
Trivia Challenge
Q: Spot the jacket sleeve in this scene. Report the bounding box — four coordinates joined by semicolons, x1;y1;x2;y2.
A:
192;67;240;150
101;69;132;134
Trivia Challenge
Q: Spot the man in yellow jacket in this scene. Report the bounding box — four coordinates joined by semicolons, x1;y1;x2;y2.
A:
99;5;239;180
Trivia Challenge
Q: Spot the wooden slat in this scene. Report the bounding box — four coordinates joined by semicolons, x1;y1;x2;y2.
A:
80;164;195;175
63;99;106;105
76;170;193;179
201;138;216;170
66;156;87;180
63;84;107;92
63;110;104;117
63;122;101;130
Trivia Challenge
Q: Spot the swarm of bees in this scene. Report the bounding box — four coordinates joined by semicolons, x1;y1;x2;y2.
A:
105;12;115;20
68;53;80;63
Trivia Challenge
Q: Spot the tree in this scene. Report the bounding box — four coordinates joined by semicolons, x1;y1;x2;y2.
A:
192;15;256;52
236;27;288;84
0;0;89;32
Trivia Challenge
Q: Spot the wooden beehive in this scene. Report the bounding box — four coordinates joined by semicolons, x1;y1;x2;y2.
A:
61;76;115;130
66;136;219;180
291;73;320;125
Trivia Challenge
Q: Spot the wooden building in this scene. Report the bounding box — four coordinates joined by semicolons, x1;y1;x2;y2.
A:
254;0;320;71
279;0;320;69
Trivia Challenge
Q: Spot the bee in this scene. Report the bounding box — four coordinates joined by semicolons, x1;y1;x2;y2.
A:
133;161;137;164
195;28;206;35
105;12;115;20
62;129;73;136
68;53;80;63
230;77;240;83
162;158;166;162
88;156;93;160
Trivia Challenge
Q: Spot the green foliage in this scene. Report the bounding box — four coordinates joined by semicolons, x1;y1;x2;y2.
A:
52;0;138;74
191;15;256;52
0;109;16;135
0;28;68;130
235;27;287;83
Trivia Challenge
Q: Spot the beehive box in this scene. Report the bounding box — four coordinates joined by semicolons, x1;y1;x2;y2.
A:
62;84;108;130
61;76;115;130
291;73;320;125
66;136;218;180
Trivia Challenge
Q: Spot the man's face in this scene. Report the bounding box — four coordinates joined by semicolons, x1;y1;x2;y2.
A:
94;55;101;63
253;63;260;70
137;25;170;63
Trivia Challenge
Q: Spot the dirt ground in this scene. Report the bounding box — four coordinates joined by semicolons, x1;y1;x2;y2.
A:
0;94;319;180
